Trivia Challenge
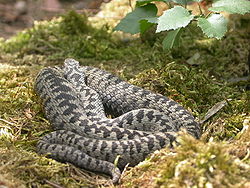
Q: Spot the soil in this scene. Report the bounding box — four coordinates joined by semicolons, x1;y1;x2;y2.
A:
0;0;109;39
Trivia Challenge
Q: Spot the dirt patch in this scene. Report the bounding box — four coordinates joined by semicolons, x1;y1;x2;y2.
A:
0;0;110;39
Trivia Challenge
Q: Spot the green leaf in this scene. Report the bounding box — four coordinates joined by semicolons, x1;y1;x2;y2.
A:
114;4;157;34
209;0;250;15
156;6;194;33
139;20;154;33
162;28;182;49
146;17;158;23
197;14;227;39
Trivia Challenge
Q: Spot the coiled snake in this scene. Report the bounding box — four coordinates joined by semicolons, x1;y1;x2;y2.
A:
35;59;200;183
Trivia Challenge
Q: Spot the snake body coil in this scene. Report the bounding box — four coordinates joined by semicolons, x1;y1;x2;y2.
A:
35;59;200;183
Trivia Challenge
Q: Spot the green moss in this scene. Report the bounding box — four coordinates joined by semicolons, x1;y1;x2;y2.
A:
130;62;249;141
0;143;98;188
0;31;31;54
0;11;116;61
0;4;249;188
168;15;250;79
0;10;160;78
1;12;249;79
0;64;113;187
131;63;230;114
119;133;250;188
59;10;93;35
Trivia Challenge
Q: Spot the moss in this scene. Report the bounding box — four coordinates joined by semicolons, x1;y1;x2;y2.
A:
0;10;159;78
119;133;250;188
0;174;25;188
1;12;248;78
0;2;249;187
0;64;115;187
59;10;93;35
0;143;99;188
168;15;250;79
0;11;116;61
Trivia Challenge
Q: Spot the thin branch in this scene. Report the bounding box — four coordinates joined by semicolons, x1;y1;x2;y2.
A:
0;118;15;126
129;0;134;11
44;180;65;188
205;11;212;18
242;148;250;162
167;2;172;9
197;2;203;16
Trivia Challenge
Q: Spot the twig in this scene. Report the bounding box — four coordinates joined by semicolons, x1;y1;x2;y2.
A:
129;0;133;11
242;148;250;162
205;11;212;18
0;118;15;126
120;163;130;183
37;39;63;51
44;180;65;188
197;2;203;15
0;125;12;130
41;7;99;13
199;99;231;124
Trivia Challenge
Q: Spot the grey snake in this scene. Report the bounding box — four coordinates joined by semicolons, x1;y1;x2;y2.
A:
35;59;200;183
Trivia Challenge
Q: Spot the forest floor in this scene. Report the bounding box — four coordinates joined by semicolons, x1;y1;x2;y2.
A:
0;0;249;187
0;0;108;39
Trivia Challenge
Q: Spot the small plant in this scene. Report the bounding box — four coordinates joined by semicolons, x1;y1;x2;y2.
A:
114;0;250;49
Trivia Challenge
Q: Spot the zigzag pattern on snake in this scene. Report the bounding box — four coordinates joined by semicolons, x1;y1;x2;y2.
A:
35;59;200;183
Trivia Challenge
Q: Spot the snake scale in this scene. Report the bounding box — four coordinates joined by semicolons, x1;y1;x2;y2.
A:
35;59;200;183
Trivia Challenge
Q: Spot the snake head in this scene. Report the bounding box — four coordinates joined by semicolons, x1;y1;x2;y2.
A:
64;58;80;77
64;58;79;68
63;58;86;86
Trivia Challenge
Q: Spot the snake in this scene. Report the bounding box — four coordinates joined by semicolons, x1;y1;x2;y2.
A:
35;59;200;183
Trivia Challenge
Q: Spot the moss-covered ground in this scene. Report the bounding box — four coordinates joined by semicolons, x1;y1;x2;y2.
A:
0;1;249;187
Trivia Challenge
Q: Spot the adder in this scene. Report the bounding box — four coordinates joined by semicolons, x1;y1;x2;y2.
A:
35;59;200;183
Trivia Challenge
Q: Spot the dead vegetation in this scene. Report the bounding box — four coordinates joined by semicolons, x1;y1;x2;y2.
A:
0;1;249;187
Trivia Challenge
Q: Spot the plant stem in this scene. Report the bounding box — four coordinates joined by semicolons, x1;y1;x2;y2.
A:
198;3;203;16
167;2;172;9
205;11;212;18
129;0;133;11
